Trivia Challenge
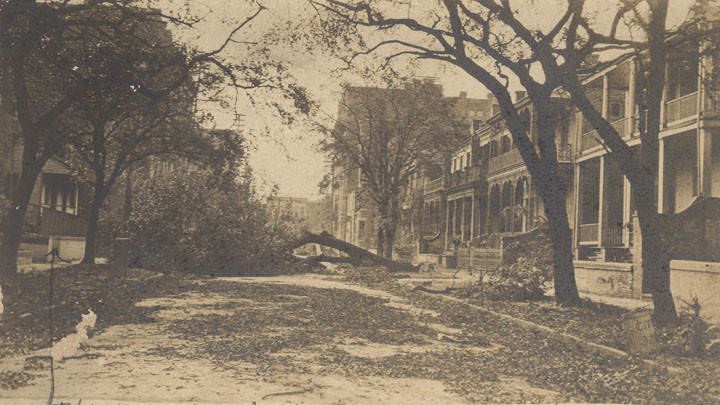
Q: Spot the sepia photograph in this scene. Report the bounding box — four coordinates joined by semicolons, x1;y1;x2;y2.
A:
1;0;719;403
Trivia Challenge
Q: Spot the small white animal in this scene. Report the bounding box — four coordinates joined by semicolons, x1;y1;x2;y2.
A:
52;309;97;361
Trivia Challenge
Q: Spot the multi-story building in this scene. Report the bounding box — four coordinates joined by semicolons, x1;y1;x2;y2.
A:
416;38;720;319
267;196;331;234
330;81;495;253
570;41;720;312
420;92;575;252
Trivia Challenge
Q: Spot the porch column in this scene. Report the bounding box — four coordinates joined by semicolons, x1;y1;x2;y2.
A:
40;176;46;215
485;189;492;234
575;110;584;155
444;199;452;249
572;161;581;255
658;138;666;213
628;59;637;135
660;63;669;127
470;194;475;239
73;180;79;215
622;176;632;247
698;127;713;196
522;188;528;232
459;198;466;241
602;75;609;119
698;39;706;114
696;40;711;195
509;184;515;233
598;156;606;247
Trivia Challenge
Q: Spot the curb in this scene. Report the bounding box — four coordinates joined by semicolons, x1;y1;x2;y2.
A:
413;289;681;374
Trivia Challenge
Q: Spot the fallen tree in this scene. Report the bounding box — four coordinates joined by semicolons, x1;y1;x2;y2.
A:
291;231;418;273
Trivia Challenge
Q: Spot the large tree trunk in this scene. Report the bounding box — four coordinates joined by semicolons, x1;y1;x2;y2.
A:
532;104;580;305
376;199;390;258
0;153;44;281
376;226;385;257
383;226;395;260
81;186;107;265
0;205;27;280
644;234;677;325
635;195;678;324
543;191;581;305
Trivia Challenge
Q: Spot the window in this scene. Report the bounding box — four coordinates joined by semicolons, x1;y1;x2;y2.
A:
667;48;699;100
466;152;471;167
609;101;624;120
358;220;365;238
490;140;499;158
501;136;511;154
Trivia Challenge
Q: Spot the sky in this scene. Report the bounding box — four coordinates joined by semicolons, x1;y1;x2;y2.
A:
155;0;696;201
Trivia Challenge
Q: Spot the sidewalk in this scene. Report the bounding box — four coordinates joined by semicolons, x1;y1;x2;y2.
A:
579;291;653;311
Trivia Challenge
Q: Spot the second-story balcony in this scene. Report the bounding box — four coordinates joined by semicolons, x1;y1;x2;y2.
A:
489;148;522;174
665;91;698;125
581;117;633;153
490;144;574;173
557;143;573;162
447;165;485;189
424;177;445;195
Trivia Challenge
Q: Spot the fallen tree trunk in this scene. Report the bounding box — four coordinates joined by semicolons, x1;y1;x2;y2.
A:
300;254;355;264
291;231;418;272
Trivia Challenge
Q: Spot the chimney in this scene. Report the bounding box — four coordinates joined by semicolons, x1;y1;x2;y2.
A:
514;91;527;102
459;91;467;98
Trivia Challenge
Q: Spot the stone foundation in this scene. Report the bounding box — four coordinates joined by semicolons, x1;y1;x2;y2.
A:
49;236;85;261
670;260;720;322
573;261;634;298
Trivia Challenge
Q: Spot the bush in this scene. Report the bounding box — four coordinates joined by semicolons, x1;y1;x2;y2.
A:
657;297;720;357
484;257;551;301
482;222;553;301
125;170;300;275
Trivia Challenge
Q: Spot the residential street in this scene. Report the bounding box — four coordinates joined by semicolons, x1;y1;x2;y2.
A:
0;273;565;404
2;268;718;404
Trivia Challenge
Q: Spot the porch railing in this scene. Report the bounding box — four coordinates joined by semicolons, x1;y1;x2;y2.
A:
666;91;698;124
40;208;87;237
424;177;444;194
489;148;522;173
556;143;573;162
604;226;624;247
611;117;630;139
447;165;485;188
578;223;599;244
581;129;601;151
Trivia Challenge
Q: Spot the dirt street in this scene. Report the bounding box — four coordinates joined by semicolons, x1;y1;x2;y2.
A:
0;274;560;404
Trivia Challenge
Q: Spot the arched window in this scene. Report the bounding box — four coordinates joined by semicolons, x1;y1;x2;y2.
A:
490;184;502;233
500;136;511;154
489;140;499;158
